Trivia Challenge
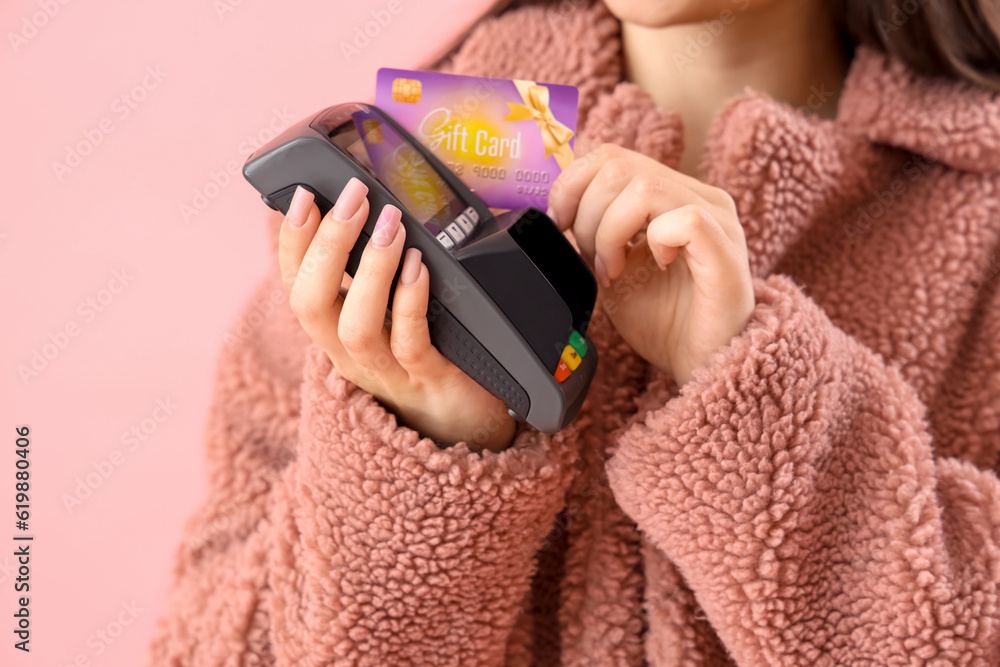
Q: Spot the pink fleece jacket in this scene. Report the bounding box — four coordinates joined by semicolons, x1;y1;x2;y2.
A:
146;2;1000;665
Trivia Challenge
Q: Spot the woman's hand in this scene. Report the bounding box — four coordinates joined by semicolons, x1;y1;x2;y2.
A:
278;179;516;452
548;144;755;387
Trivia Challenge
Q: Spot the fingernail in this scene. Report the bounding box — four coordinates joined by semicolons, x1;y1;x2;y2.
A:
286;186;314;229
372;205;401;248
400;247;422;286
546;206;558;226
333;177;368;221
595;255;611;288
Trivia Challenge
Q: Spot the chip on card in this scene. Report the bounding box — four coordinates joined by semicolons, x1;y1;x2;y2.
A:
391;77;422;104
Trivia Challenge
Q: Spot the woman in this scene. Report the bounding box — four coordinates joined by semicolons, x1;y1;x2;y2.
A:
147;0;1000;664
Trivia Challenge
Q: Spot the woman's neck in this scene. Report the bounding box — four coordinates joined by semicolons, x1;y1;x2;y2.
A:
622;1;849;177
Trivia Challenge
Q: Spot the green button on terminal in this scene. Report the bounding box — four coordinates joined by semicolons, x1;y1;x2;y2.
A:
568;330;587;357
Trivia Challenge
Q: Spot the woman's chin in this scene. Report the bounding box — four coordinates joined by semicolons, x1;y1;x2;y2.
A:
602;0;771;28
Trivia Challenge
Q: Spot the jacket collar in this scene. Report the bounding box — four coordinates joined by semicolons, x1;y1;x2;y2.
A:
835;46;1000;173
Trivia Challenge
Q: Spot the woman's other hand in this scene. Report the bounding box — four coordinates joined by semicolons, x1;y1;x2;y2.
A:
548;144;755;387
277;179;516;452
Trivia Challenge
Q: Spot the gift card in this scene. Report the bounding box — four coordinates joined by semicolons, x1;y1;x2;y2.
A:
375;67;579;210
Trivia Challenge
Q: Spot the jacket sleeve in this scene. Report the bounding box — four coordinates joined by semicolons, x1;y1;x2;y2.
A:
606;274;1000;666
146;279;579;666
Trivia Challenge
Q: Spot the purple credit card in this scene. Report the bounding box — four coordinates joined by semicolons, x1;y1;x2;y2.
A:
375;67;579;210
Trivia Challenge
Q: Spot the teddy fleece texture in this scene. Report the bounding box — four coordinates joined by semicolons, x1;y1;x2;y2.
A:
146;1;1000;665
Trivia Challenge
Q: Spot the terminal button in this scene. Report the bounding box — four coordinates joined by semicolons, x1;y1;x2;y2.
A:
568;331;588;357
435;231;455;250
554;360;571;383
560;345;581;371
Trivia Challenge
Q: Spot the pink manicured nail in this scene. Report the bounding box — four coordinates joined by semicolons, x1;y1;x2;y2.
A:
286;186;314;229
595;255;611;288
653;251;667;272
400;247;422;286
332;177;368;221
372;205;401;248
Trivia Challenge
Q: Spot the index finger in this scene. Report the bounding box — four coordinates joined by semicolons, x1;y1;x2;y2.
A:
546;143;627;231
277;186;321;293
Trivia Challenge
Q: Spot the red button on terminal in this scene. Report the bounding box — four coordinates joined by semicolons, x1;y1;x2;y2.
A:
554;360;571;383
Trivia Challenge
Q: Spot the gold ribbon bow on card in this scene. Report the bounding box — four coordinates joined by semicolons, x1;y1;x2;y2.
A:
504;80;575;171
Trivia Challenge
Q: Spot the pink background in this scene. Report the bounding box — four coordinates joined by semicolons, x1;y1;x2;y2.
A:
2;0;496;664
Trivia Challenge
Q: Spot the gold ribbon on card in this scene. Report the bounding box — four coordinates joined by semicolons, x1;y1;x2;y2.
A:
504;80;575;170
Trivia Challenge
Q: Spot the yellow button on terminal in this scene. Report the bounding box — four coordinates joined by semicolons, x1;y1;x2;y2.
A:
560;345;581;371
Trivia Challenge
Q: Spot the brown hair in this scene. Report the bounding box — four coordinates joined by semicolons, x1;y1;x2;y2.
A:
835;0;1000;92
